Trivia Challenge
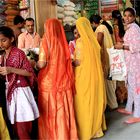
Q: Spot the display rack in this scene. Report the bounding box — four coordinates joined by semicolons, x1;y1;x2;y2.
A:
84;0;99;18
99;0;126;19
99;0;119;19
71;0;99;18
0;0;6;26
19;0;30;19
4;0;19;26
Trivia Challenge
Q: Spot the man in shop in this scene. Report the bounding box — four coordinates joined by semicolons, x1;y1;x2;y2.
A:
18;17;41;69
11;15;25;45
18;18;40;114
18;17;41;50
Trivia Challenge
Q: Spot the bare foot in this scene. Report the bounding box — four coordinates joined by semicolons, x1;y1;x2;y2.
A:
124;117;140;124
117;108;132;115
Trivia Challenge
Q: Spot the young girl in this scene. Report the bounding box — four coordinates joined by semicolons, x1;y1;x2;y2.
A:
0;26;39;139
112;10;125;43
69;25;79;59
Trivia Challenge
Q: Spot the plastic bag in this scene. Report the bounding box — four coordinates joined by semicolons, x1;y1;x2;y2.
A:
107;47;126;81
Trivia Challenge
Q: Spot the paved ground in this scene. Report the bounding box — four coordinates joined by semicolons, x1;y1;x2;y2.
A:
95;109;140;140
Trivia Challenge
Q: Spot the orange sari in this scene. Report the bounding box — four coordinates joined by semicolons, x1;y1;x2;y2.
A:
38;19;77;140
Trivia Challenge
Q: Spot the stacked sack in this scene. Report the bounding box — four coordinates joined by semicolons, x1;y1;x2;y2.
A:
5;0;19;26
63;1;77;25
57;5;64;23
0;0;6;27
19;0;30;19
19;0;29;9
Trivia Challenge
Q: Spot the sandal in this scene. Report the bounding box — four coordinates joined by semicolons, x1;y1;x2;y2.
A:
117;108;132;115
124;117;140;124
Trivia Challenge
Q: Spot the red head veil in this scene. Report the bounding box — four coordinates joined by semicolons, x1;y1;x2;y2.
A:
38;19;74;93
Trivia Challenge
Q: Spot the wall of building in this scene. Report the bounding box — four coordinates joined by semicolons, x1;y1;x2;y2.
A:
34;0;57;37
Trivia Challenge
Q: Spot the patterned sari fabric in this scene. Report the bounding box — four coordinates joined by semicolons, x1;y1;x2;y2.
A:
74;17;106;140
38;19;77;140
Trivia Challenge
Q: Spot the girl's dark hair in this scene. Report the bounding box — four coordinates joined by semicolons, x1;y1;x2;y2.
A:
102;21;113;34
124;7;136;16
14;15;24;25
90;14;113;34
0;26;16;46
90;14;101;24
25;17;34;23
112;10;125;37
124;7;140;27
71;25;76;33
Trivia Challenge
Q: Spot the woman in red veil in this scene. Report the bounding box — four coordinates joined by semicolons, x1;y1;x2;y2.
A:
37;19;77;140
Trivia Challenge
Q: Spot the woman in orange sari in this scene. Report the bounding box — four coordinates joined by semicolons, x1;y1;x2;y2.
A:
37;19;77;140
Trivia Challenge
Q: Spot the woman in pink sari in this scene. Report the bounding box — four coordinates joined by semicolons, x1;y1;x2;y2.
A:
37;19;77;140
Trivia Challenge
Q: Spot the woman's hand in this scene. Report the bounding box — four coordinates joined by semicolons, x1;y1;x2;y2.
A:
72;59;81;67
29;59;36;68
0;66;32;76
0;66;11;75
114;42;123;49
36;61;47;70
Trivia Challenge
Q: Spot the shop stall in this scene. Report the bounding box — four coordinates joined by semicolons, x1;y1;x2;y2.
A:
0;0;6;26
0;0;33;27
99;0;126;19
0;0;57;36
2;0;139;37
